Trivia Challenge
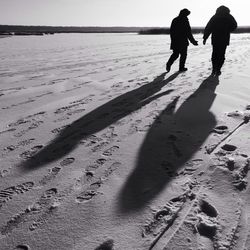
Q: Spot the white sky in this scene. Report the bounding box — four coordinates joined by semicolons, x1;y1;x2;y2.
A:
0;0;249;27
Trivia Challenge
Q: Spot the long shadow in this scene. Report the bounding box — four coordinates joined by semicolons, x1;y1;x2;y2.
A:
118;75;219;213
21;71;180;170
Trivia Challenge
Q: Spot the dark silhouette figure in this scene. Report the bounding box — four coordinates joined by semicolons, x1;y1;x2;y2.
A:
20;72;180;171
166;8;198;73
203;6;237;76
118;75;219;213
95;239;114;250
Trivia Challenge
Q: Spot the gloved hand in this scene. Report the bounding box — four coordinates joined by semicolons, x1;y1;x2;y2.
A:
193;40;198;46
203;39;206;45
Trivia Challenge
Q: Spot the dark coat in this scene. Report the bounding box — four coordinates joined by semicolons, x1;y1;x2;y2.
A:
203;12;237;46
170;15;196;50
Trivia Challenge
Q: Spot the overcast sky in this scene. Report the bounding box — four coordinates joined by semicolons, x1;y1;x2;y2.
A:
0;0;249;27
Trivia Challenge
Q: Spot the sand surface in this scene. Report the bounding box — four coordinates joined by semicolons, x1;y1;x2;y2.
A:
1;33;250;250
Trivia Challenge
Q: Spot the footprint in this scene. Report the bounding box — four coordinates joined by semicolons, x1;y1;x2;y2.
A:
37;188;57;207
90;180;102;189
14;130;27;138
14;120;44;137
19;145;43;159
51;125;67;134
29;205;58;232
101;127;117;140
33;91;51;98
76;179;102;203
96;158;107;165
85;158;107;172
28;120;44;129
232;156;250;191
4;139;35;154
226;110;243;118
178;159;204;176
199;200;218;217
18;139;35;146
76;190;97;203
143;192;191;238
8;112;46;128
0;128;16;135
221;144;237;152
8;119;29;127
84;171;94;182
196;200;218;239
213;125;228;134
127;120;142;135
54;103;80;114
103;162;121;179
91;142;110;153
4;145;16;152
1;188;57;235
39;167;61;185
102;146;119;156
233;176;248;191
0;182;34;208
67;108;85;116
79;135;103;146
60;157;75;166
29;189;59;232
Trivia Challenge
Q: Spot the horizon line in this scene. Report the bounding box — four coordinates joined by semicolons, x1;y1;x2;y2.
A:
1;24;250;28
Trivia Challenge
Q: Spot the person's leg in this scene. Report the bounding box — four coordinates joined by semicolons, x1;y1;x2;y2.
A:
211;45;219;74
166;50;179;72
179;46;188;71
212;44;227;75
216;45;227;74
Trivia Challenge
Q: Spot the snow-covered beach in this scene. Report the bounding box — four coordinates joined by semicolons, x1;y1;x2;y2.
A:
1;33;250;249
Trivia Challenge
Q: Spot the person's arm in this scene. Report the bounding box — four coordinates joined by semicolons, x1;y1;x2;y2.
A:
230;15;237;32
187;20;198;45
169;19;175;40
203;17;214;44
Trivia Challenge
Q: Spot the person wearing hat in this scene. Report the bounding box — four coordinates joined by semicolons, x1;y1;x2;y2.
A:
203;6;237;76
166;8;198;73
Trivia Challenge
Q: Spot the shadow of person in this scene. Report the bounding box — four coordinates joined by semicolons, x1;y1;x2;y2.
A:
20;71;180;171
118;75;219;213
94;239;114;250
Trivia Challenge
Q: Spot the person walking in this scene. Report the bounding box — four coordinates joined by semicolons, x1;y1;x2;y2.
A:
203;6;237;76
166;8;198;73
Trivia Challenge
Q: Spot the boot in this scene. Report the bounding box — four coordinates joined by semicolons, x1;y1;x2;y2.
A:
179;67;188;72
166;63;171;73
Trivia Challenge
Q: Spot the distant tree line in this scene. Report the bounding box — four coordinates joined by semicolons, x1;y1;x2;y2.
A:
0;25;149;35
139;27;250;35
1;25;250;36
139;28;201;34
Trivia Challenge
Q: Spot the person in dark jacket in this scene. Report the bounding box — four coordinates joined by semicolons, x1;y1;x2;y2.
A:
203;6;237;75
166;8;198;73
